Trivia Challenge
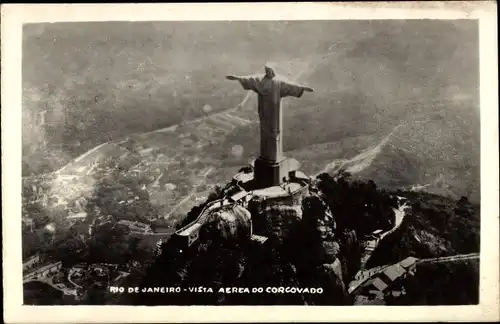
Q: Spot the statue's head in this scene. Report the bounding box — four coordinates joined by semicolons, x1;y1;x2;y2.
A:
264;65;276;78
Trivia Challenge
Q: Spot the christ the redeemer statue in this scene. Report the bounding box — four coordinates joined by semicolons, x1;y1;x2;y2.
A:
226;65;314;188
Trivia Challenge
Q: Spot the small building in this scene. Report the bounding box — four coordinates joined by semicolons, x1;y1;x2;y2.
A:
366;277;389;292
354;294;385;305
229;191;248;203
381;264;407;283
154;239;165;257
250;234;269;245
92;266;110;277
365;240;377;252
139;147;154;156
23;261;63;282
67;212;87;222
359;277;389;299
289;170;310;183
365;229;384;241
251;181;309;207
23;254;40;271
400;256;419;269
399;256;419;274
117;220;152;233
177;223;202;247
22;217;34;232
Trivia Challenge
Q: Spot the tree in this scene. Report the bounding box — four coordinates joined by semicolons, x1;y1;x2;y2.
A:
128;236;141;259
52;237;87;267
26;202;50;228
207;185;224;202
334;168;352;182
238;166;253;173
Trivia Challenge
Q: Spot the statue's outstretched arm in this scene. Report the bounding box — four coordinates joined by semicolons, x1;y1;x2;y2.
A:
301;85;314;92
226;75;261;92
280;81;314;98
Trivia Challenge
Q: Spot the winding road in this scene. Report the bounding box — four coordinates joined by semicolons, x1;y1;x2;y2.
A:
359;200;408;270
67;269;83;289
350;198;409;289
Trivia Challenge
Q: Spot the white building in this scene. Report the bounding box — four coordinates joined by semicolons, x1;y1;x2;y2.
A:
67;212;87;221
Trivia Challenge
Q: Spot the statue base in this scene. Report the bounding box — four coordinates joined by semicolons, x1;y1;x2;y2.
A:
254;156;289;188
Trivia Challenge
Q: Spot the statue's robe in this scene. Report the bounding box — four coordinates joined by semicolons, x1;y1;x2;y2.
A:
234;75;305;162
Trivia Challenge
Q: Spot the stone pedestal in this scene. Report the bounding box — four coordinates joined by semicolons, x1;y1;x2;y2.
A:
254;156;288;188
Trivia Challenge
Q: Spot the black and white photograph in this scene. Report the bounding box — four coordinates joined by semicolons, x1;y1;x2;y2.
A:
2;2;499;322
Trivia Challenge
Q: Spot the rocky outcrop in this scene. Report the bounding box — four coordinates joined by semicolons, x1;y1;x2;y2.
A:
321;241;341;264
258;205;302;244
209;204;252;242
140;184;350;305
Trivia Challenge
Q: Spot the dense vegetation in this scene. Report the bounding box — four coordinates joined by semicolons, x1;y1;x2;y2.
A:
24;219;154;269
86;164;159;223
317;171;398;236
22;163;158;266
23;281;68;305
314;171;399;283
